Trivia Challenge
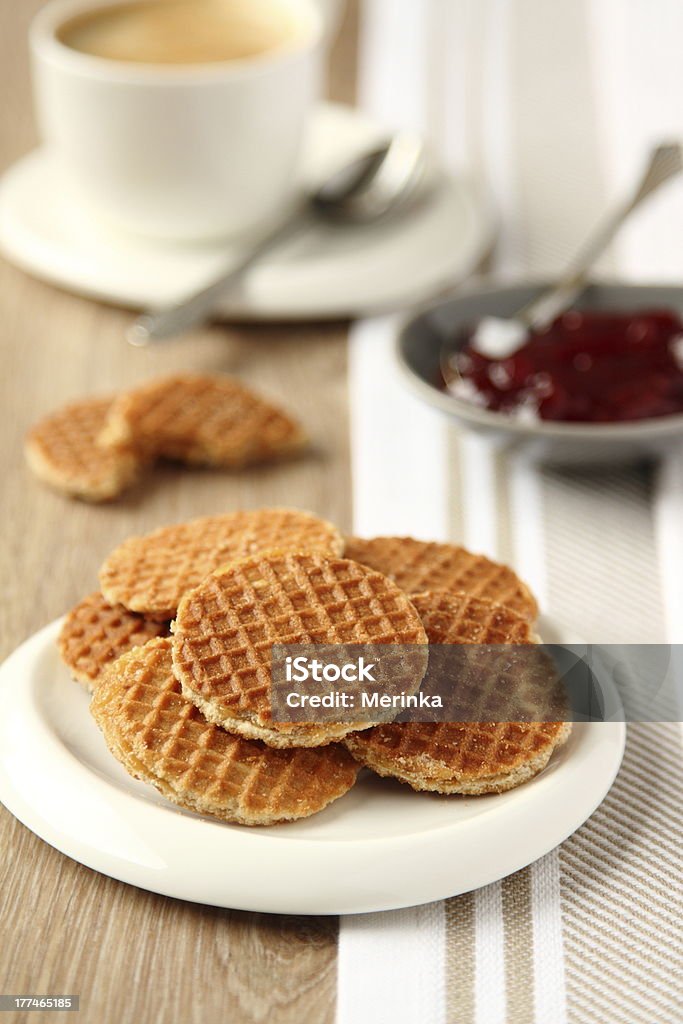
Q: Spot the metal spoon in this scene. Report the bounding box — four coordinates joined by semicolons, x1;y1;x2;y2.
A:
127;132;428;346
442;141;683;377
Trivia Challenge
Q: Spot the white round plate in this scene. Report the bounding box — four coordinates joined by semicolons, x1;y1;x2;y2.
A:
0;103;492;321
0;616;624;915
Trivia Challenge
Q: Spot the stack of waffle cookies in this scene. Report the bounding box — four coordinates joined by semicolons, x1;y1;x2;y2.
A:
59;507;570;827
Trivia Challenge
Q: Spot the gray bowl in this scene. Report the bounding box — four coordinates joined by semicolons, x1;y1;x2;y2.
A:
397;282;683;464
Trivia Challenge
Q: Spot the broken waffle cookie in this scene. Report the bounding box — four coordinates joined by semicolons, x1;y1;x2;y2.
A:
26;374;308;504
171;552;429;748
58;591;169;692
91;638;360;826
344;589;569;794
344;536;538;621
99;372;307;468
99;508;344;619
25;397;142;502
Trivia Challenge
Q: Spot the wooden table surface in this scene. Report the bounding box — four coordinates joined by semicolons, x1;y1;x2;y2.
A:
0;3;358;1021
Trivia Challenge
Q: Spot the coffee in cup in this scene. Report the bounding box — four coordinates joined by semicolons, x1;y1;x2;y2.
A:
58;0;308;66
31;0;323;240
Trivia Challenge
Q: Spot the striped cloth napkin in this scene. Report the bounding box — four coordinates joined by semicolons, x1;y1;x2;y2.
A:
337;2;683;1021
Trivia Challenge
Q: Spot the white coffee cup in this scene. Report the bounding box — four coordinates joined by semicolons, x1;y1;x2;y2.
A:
30;0;324;240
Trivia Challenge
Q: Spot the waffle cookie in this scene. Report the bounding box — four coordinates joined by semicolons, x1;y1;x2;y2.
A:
410;590;563;722
345;720;571;795
345;536;538;621
410;590;536;644
344;589;569;794
99;508;344;620
25;397;142;502
91;638;360;825
99;373;307;468
59;592;169;692
171;552;429;747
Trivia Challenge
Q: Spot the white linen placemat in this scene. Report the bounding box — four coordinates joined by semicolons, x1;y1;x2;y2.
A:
337;3;683;1022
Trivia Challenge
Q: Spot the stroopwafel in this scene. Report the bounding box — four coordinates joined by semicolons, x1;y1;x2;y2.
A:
345;590;568;794
91;638;360;825
59;591;168;692
99;508;344;619
171;552;428;747
99;373;307;468
345;536;538;621
25;397;142;502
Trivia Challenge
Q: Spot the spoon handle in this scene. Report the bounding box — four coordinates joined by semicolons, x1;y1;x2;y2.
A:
126;205;311;346
516;143;683;332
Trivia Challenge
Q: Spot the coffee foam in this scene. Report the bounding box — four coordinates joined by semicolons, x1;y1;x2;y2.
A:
59;0;311;66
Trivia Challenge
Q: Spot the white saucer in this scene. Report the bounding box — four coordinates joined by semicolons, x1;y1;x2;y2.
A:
0;104;492;321
0;616;624;915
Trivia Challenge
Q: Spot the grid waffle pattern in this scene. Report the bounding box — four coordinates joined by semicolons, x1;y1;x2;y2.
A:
345;719;567;790
410;590;534;644
90;638;359;825
172;553;428;734
25;397;141;501
345;588;565;793
58;592;168;691
419;645;568;724
409;591;564;723
345;537;538;621
99;373;307;468
99;509;344;619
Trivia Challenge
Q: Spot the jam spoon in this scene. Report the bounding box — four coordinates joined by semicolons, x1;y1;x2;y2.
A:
442;141;683;378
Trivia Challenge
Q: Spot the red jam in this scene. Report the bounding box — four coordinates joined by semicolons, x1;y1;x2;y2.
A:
445;310;683;423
